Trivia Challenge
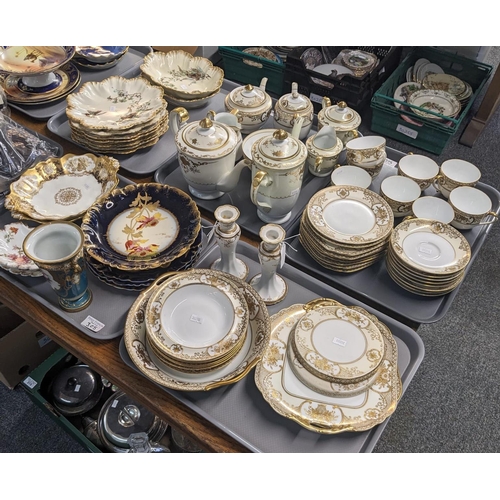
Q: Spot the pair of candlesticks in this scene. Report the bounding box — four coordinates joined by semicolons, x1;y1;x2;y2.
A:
210;204;287;305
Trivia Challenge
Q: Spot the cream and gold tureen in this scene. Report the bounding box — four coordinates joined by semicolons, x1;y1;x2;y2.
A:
318;98;361;146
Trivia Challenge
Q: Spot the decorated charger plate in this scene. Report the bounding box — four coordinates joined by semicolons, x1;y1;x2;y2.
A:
0;222;43;277
0;46;75;76
5;153;120;222
140;50;224;100
408;89;461;119
306;186;393;245
145;269;249;363
75;46;128;63
124;270;270;391
66;76;166;131
81;183;200;272
254;301;401;434
390;218;471;275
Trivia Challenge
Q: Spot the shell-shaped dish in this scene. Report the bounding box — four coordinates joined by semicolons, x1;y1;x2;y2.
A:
81;183;201;272
140;50;224;100
5;153;120;222
66;76;166;131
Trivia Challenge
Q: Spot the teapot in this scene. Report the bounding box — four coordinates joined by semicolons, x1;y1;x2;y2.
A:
224;78;273;133
169;107;246;200
273;82;314;140
317;98;361;146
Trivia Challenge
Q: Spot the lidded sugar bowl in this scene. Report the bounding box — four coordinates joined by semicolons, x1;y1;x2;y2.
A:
273;82;314;140
317;98;361;146
224;77;273;133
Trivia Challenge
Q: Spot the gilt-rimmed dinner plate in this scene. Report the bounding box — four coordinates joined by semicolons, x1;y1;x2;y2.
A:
408;89;460;119
305;185;393;245
145;269;249;363
66;76;166;131
390;218;471;275
292;304;385;383
254;302;401;434
0;46;75;76
5;153;120;222
81;183;200;271
124;270;270;391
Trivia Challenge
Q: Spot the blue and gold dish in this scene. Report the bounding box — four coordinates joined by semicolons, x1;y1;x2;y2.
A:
82;183;201;272
75;46;128;63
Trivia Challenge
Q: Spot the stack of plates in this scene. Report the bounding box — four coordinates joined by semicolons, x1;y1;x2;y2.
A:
386;218;471;296
255;299;402;434
66;76;169;154
421;72;473;106
124;268;271;391
81;183;202;291
140;50;224;110
299;185;394;273
74;46;129;70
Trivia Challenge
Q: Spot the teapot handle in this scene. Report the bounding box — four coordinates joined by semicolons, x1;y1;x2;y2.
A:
169;107;189;135
251;170;272;206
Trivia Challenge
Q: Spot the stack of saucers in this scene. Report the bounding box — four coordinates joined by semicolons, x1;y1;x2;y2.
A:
299;185;394;273
73;46;129;70
66;76;169;154
255;299;402;434
124;268;271;391
81;183;202;291
386;218;471;296
140;50;224;109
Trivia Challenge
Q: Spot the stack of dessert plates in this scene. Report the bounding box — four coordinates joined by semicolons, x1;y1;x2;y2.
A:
299;185;394;272
124;268;271;391
140;50;224;109
81;183;202;291
66;76;169;154
255;298;402;434
386;218;471;296
73;46;129;70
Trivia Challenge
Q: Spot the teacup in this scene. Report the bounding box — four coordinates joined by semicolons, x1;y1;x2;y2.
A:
380;175;421;217
434;159;481;198
331;165;372;189
448;186;498;230
398;153;439;190
23;221;92;312
346;136;386;166
305;126;343;177
411;196;455;224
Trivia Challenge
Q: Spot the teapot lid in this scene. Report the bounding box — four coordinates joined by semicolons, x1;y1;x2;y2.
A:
323;100;361;128
252;129;307;170
228;83;268;109
178;115;238;159
277;82;311;112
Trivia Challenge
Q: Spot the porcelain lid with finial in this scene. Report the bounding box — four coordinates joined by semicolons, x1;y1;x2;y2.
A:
319;98;362;131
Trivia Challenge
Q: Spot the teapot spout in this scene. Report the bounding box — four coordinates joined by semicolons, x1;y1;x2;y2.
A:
216;159;247;193
291;115;304;140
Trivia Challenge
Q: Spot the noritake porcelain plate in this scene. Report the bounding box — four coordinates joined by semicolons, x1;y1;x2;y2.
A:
0;46;75;76
140;50;224;100
75;46;129;63
145;270;248;363
415;62;444;83
393;82;422;109
300;47;323;70
408;89;460;119
66;76;166;131
422;73;466;95
390;219;471;275
292;304;385;383
306;186;394;244
0;222;43;277
81;183;200;271
254;302;401;434
1;63;80;104
124;270;270;391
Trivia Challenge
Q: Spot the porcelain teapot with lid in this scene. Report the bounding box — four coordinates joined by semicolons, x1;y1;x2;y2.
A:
169;107;246;200
224;77;273;133
273;82;314;140
248;116;307;223
317;97;361;146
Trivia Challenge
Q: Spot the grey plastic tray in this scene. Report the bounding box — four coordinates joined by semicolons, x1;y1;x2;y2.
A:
285;146;500;325
10;47;153;121
0;175;214;340
119;240;424;453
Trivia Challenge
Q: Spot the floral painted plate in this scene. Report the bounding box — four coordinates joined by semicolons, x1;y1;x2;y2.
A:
5;153;120;222
0;222;43;277
0;46;75;76
140;50;224;100
408;89;461;119
393;82;422;109
81;183;200;271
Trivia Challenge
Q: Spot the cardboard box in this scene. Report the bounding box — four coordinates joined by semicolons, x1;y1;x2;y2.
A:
0;305;60;389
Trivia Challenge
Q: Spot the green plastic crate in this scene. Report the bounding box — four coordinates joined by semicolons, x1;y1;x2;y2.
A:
218;46;285;97
370;46;492;154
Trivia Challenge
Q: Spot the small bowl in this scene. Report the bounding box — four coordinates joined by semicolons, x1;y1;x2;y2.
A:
380;175;421;217
331;165;372;189
411;196;454;224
